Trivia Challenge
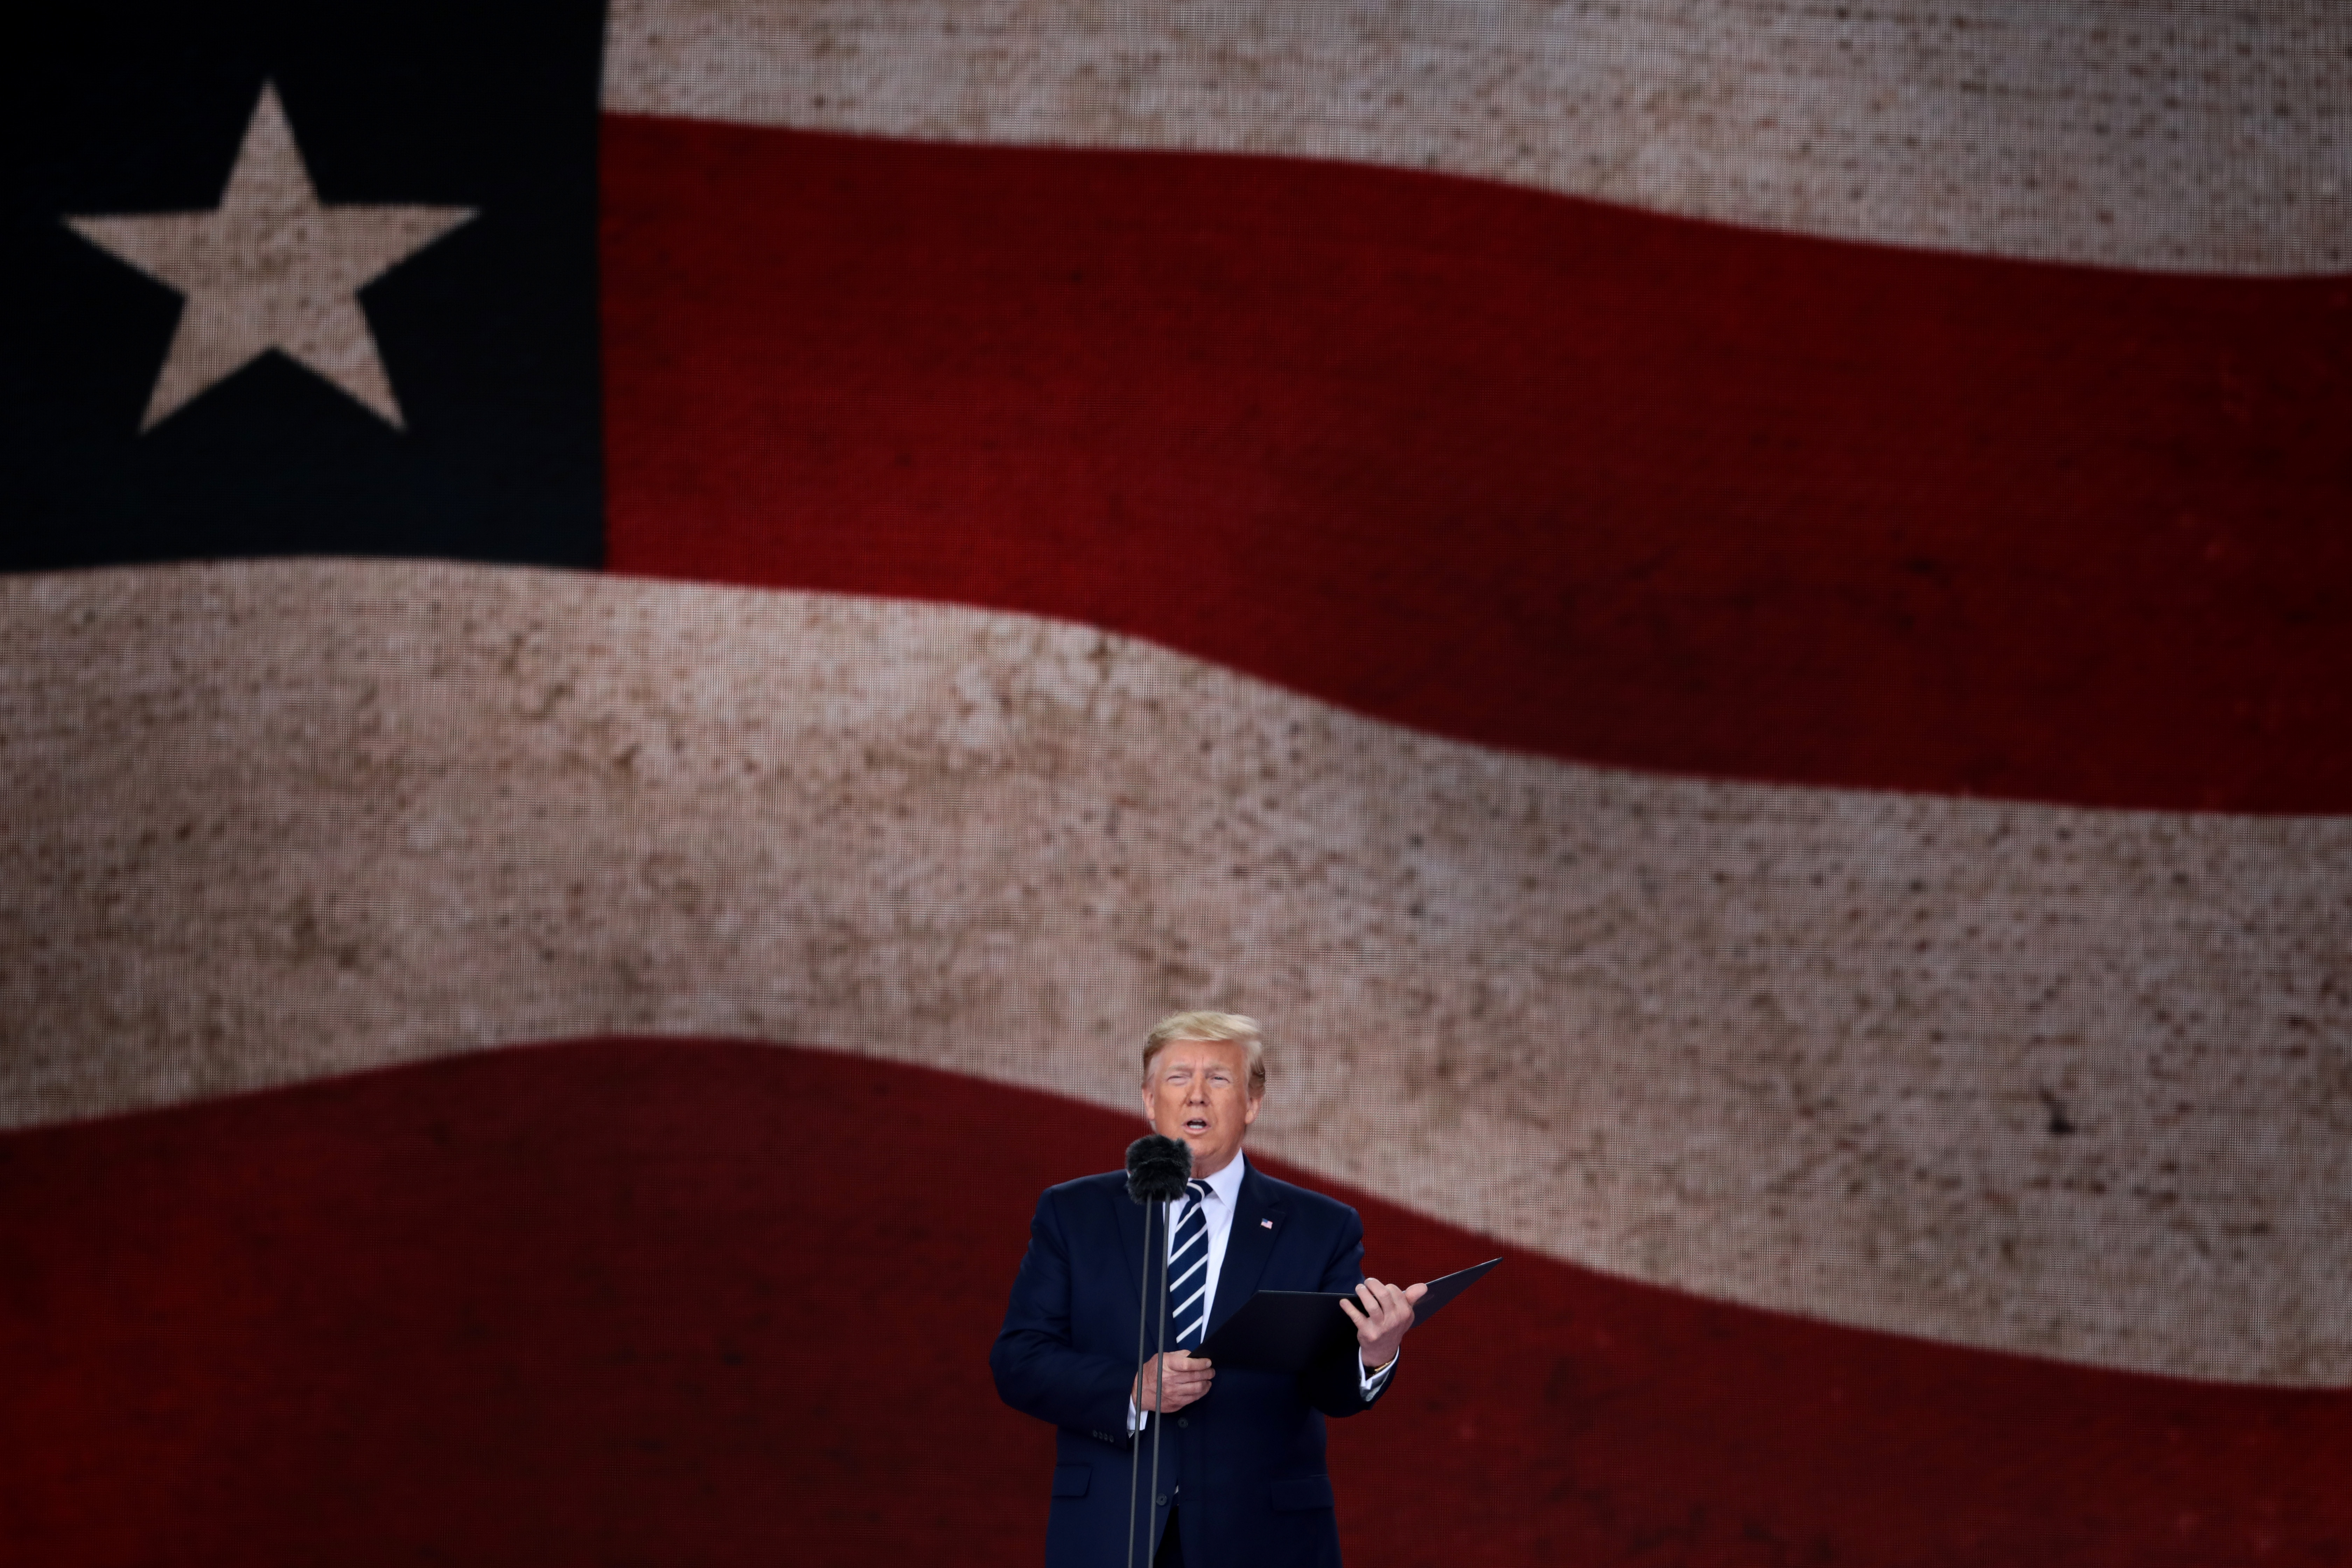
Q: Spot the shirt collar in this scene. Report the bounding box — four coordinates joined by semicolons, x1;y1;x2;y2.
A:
1192;1149;1248;1209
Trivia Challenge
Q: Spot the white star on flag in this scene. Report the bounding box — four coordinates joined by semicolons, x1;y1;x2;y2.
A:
66;82;473;431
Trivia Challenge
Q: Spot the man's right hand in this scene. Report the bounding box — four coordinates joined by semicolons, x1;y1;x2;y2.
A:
1132;1350;1214;1414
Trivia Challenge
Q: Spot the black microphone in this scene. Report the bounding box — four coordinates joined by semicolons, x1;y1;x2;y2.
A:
1124;1134;1191;1568
1126;1134;1193;1205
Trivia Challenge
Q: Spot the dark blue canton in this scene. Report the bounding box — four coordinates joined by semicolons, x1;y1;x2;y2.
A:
1;0;606;573
1166;1178;1213;1348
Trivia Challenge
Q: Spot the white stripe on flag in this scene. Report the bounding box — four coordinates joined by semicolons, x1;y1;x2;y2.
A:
2;560;2345;1386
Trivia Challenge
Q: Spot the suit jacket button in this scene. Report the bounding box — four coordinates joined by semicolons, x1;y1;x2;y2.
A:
1157;1495;1168;1507
1177;1417;1189;1428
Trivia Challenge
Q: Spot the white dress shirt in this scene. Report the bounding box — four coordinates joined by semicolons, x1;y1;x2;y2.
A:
1127;1151;1399;1432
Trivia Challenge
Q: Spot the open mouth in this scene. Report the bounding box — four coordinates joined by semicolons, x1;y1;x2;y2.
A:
1183;1117;1210;1135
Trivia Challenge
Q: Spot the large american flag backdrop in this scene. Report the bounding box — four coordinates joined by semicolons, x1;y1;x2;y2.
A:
4;1;2349;1562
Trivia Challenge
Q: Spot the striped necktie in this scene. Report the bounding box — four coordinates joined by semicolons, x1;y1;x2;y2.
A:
1167;1178;1214;1348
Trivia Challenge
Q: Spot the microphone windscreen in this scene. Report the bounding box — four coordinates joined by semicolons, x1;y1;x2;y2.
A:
1125;1134;1194;1204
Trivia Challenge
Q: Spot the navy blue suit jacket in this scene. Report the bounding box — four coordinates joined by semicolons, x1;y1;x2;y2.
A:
991;1159;1392;1568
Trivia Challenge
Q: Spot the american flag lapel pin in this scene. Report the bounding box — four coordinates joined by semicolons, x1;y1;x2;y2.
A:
1261;1219;1274;1228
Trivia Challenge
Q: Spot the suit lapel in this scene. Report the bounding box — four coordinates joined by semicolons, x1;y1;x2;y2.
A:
1206;1158;1288;1340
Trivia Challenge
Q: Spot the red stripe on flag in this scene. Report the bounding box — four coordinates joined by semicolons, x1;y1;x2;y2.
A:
3;1039;2343;1566
602;115;2352;814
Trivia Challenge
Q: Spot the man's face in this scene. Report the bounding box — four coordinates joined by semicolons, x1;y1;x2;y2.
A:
1141;1037;1262;1179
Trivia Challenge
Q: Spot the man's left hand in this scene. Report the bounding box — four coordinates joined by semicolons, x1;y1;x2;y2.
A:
1339;1275;1428;1370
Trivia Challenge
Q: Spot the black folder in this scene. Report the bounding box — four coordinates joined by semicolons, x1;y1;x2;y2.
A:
1194;1258;1500;1374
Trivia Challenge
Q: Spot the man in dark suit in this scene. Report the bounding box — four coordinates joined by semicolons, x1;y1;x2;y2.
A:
992;1011;1427;1567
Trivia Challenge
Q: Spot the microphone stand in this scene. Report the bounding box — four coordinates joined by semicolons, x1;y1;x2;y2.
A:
1148;1199;1172;1565
1120;1135;1190;1568
1125;1194;1177;1568
1125;1196;1157;1568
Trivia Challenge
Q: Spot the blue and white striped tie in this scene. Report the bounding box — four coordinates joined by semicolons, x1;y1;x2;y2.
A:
1166;1179;1213;1348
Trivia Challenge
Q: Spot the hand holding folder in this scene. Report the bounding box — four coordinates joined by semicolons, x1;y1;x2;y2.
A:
1195;1258;1501;1374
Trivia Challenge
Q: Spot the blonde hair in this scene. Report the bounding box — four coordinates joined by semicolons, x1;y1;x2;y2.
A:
1143;1010;1266;1096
